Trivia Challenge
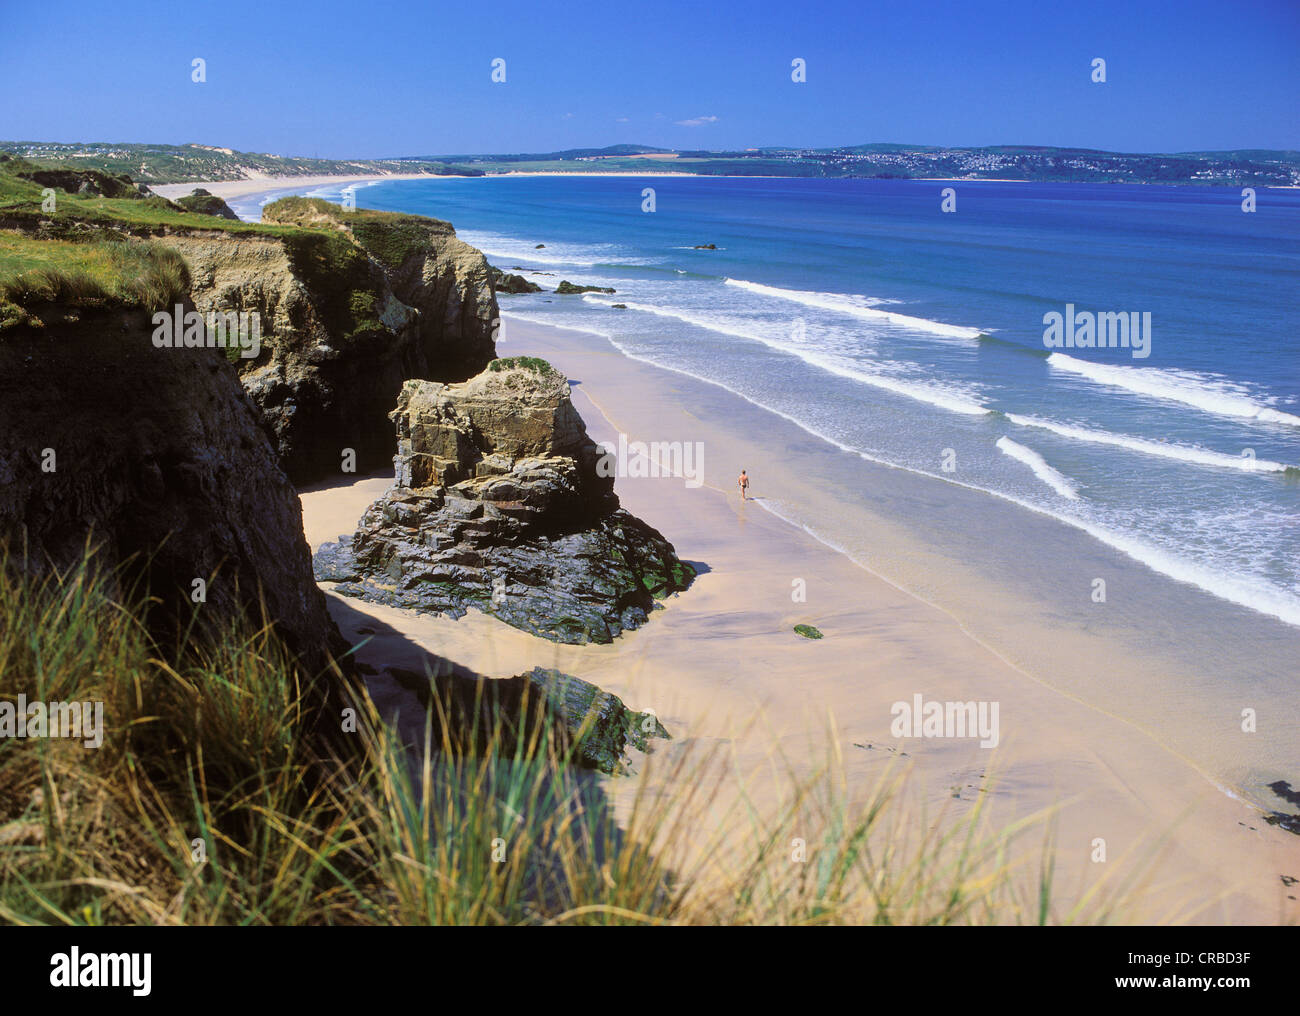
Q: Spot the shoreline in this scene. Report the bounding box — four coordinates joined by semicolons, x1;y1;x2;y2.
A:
491;312;1300;799
150;172;450;202
151;173;1291;209
299;316;1299;924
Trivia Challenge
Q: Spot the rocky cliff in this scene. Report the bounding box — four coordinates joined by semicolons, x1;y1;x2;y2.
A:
314;358;695;643
165;197;499;483
0;169;500;485
0;301;345;682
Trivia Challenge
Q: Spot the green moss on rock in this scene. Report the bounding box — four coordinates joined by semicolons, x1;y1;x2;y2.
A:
488;356;560;378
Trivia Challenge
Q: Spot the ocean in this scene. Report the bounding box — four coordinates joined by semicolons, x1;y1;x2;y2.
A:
269;175;1300;628
238;174;1300;803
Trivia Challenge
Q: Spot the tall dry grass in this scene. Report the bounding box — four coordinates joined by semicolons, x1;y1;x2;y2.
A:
0;548;1145;925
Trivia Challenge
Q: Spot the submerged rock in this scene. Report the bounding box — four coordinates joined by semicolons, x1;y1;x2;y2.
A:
490;266;543;294
555;280;615;295
314;358;695;642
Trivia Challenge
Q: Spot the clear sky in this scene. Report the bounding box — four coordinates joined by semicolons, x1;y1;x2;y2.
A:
2;0;1296;156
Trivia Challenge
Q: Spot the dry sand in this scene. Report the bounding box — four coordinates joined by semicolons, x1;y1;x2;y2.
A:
150;172;448;203
297;318;1299;924
150;170;776;205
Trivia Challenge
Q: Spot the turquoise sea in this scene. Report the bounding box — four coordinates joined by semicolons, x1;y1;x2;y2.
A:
253;176;1300;628
237;174;1300;803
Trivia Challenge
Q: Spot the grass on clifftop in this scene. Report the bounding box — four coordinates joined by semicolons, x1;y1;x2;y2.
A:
262;196;456;270
0;546;1158;926
0;160;452;345
0;157;272;239
0;233;189;330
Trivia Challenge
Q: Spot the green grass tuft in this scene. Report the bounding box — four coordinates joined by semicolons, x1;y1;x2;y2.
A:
0;234;189;326
488;356;559;378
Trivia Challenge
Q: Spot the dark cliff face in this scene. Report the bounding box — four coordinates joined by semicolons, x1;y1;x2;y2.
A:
0;305;345;679
164;202;500;485
382;226;499;385
0;166;500;487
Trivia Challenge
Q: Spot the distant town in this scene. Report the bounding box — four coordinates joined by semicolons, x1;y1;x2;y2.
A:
3;139;1297;187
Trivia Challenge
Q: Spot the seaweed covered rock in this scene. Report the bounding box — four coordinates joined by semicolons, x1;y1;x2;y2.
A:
314;359;695;643
490;266;543;294
389;663;669;775
555;280;615;295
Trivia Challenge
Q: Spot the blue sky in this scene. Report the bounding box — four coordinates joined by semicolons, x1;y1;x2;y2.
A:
2;0;1296;156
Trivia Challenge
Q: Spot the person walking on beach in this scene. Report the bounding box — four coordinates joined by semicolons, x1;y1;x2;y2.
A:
738;469;750;501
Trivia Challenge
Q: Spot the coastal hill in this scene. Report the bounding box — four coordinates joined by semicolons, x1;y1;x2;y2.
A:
0;141;485;184
5;138;1298;186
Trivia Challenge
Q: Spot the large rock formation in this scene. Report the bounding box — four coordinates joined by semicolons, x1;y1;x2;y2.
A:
159;198;500;483
0;302;345;681
314;358;695;643
1;177;500;485
12;163;154;200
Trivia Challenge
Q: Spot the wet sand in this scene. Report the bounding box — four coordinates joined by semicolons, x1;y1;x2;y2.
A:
297;318;1299;924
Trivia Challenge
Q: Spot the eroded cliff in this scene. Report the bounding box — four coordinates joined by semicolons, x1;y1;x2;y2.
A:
0;302;344;681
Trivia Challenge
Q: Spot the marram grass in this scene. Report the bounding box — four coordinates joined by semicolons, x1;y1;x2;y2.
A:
0;547;1150;925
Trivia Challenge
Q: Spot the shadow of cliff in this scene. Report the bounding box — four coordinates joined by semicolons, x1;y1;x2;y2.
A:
326;595;672;915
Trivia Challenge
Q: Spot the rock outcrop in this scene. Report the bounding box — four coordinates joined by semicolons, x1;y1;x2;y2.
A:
0;172;499;486
175;188;239;220
0;303;345;681
490;266;543;294
12;163;154;200
314;358;695;643
163;198;499;482
555;280;615;295
386;661;669;775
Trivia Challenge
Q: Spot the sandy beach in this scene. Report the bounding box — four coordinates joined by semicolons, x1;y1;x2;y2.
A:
298;316;1299;925
150;172;449;203
151;170;788;206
